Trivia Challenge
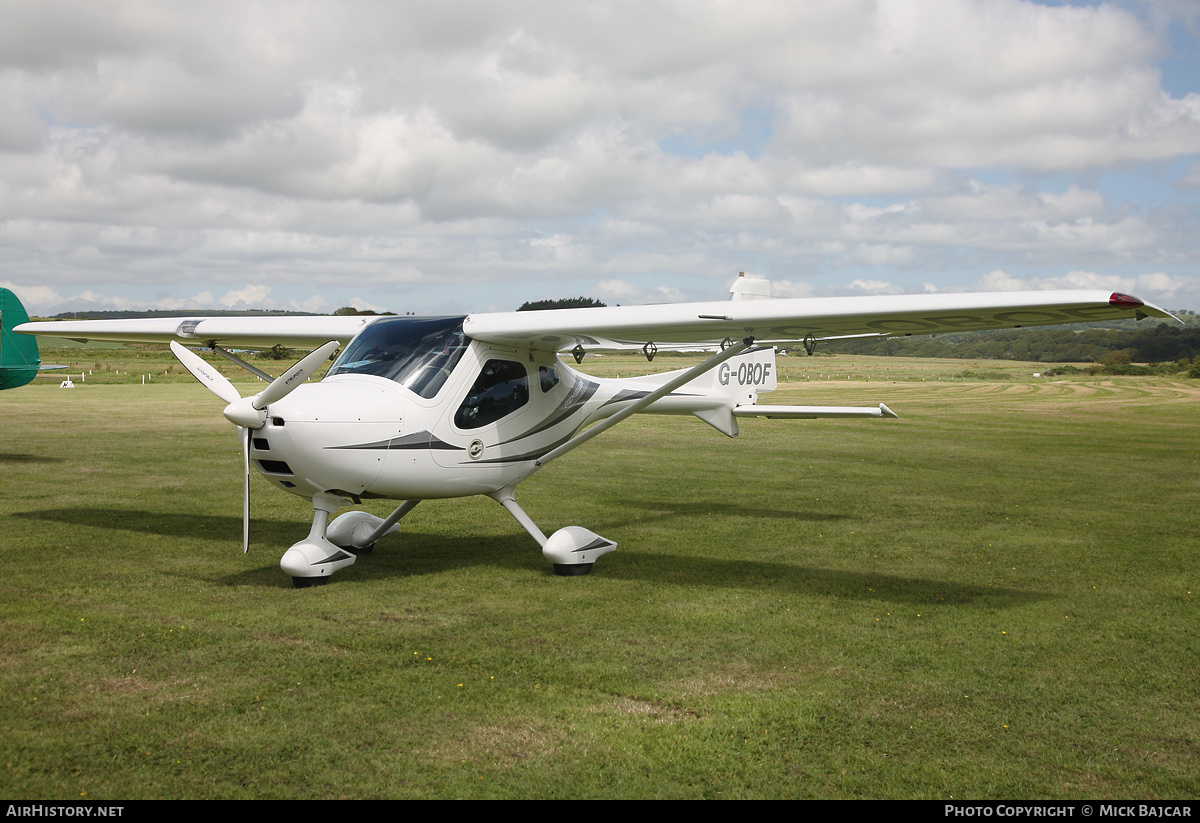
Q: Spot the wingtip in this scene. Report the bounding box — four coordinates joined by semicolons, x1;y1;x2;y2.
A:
1110;292;1181;323
1108;292;1144;311
879;403;898;418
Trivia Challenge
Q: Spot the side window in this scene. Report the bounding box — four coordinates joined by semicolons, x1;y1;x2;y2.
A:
455;360;530;429
539;365;559;393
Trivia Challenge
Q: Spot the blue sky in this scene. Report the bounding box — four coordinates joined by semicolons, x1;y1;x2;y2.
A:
1;0;1199;316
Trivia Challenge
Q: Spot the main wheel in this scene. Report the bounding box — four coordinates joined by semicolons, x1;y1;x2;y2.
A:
292;576;330;589
552;563;593;576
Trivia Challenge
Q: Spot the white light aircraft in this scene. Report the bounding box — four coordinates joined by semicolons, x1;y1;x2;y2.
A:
14;280;1172;587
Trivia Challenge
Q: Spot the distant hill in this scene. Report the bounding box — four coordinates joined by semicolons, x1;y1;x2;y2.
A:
823;311;1200;364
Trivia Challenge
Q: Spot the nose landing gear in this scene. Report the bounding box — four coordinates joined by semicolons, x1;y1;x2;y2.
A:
282;495;420;588
280;494;357;588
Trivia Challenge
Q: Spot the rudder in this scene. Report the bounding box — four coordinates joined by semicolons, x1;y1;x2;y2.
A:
0;288;40;390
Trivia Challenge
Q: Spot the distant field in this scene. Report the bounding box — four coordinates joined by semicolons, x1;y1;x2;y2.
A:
29;342;1178;387
1;356;1196;799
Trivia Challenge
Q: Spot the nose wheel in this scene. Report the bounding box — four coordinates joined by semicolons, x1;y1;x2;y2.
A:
280;494;358;586
283;497;420;587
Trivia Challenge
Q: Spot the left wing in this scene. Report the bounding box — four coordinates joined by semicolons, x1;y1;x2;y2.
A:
464;290;1174;352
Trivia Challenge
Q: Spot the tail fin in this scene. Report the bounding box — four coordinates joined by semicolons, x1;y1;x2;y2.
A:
729;272;772;300
0;288;40;390
619;346;779;437
690;345;778;436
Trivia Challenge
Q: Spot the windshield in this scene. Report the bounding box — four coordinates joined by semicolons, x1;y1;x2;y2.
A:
327;316;469;398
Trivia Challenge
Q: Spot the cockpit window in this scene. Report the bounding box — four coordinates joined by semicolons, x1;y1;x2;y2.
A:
454;359;529;429
327;316;469;398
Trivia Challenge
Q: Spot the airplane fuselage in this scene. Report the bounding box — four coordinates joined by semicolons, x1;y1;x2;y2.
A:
250;316;762;505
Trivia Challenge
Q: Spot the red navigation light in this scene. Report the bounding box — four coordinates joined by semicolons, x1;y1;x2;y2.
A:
1109;293;1144;310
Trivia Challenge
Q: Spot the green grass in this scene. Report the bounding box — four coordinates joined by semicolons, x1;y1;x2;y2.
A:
1;356;1197;798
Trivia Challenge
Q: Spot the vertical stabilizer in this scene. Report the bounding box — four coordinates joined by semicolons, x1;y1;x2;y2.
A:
689;345;779;436
729;272;772;300
0;288;40;390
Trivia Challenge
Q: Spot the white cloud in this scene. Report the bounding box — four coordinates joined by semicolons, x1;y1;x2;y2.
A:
847;278;904;295
783;164;940;196
289;294;331;314
218;285;272;308
591;278;687;305
1133;271;1194;297
0;281;63;314
762;279;816;299
975;270;1030;292
0;1;1198;314
971;268;1199;306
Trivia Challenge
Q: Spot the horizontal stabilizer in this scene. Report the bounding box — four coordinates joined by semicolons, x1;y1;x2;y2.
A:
733;403;898;419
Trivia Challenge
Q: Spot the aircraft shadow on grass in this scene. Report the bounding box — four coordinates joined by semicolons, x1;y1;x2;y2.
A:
603;553;1045;608
15;507;325;549
16;506;1045;606
0;452;63;464
594;499;849;523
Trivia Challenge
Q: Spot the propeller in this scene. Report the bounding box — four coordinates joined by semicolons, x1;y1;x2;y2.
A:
219;341;341;429
169;340;340;553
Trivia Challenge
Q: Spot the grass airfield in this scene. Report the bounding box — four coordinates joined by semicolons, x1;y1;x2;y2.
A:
1;351;1197;799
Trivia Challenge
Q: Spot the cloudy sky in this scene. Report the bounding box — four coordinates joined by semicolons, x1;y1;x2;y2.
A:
2;0;1200;316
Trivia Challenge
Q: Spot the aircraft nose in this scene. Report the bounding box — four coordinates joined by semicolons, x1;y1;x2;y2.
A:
246;378;407;499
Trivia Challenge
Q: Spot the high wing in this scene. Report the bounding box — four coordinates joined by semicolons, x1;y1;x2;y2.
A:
14;314;383;349
463;290;1175;352
14;290;1174;353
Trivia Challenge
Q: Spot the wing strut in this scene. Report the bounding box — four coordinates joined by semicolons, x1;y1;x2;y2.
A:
209;345;276;381
534;338;754;468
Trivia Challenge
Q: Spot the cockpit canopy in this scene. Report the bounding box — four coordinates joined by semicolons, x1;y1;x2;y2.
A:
327;316;468;398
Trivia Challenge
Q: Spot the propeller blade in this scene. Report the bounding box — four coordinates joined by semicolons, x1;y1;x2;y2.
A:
241;426;251;554
170;342;242;405
253;340;340;410
222;340;340;429
176;340;337;552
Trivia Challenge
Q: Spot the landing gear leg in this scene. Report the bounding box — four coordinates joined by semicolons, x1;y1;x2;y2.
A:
487;486;616;576
280;493;357;587
326;500;420;554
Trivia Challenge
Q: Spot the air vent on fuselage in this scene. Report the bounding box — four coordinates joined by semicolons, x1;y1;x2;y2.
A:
257;460;293;475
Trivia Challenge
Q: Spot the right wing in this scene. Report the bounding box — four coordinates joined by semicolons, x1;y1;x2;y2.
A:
14;315;383;350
